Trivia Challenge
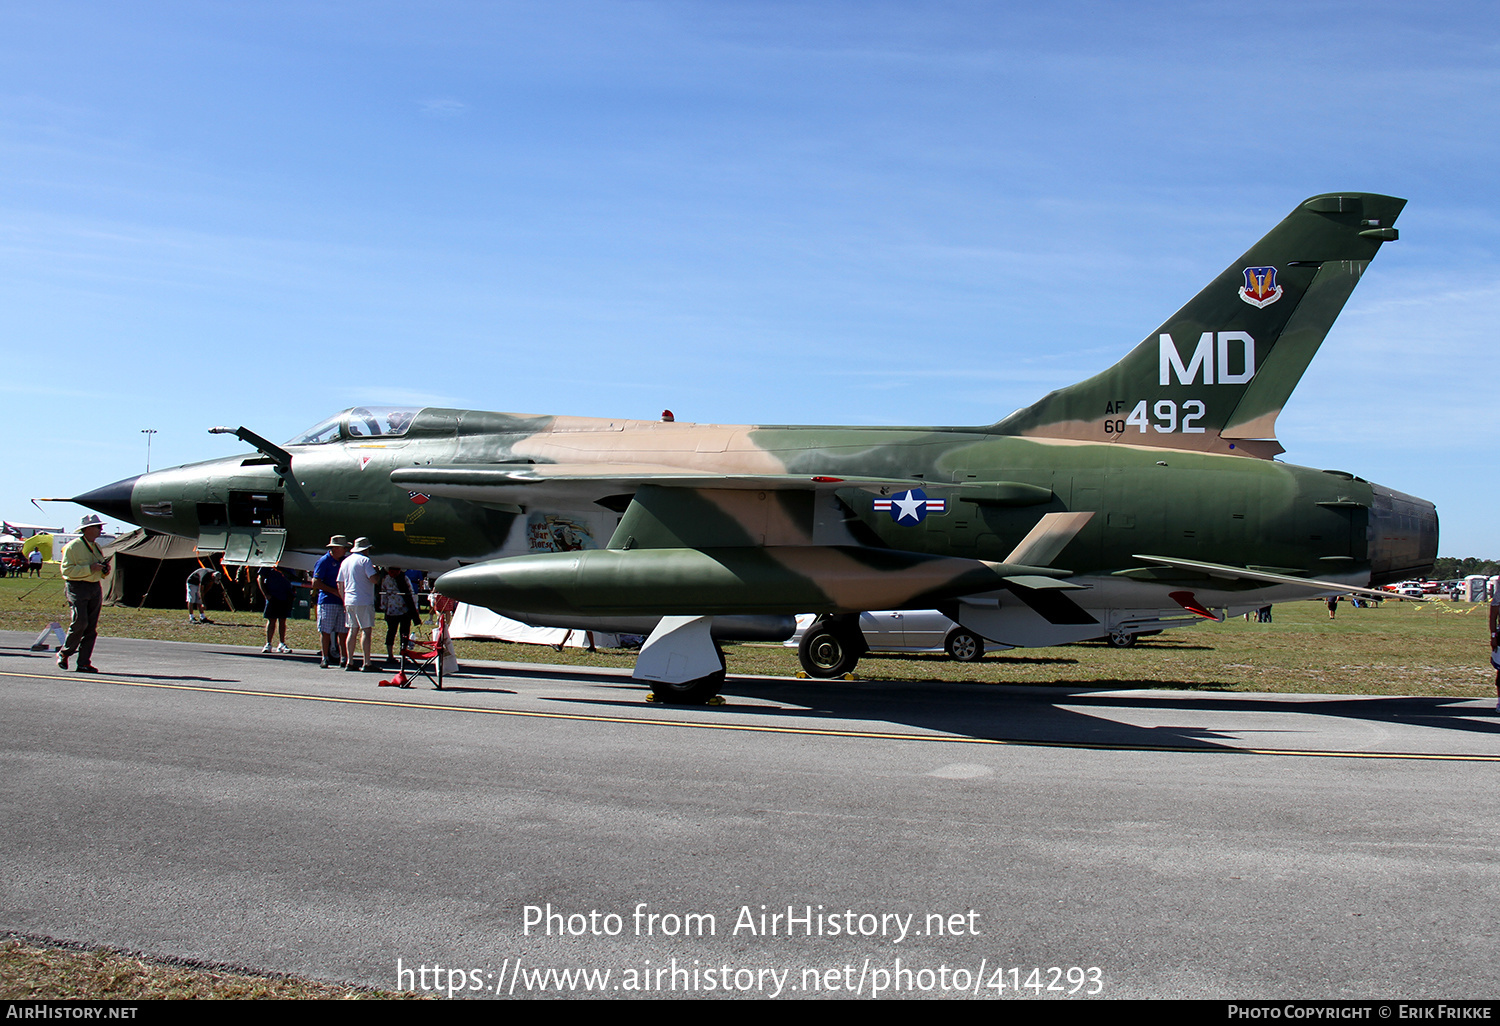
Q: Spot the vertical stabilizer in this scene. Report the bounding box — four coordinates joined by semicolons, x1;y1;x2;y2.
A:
993;193;1405;458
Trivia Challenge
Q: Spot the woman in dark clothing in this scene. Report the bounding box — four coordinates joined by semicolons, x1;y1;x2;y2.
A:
380;565;421;667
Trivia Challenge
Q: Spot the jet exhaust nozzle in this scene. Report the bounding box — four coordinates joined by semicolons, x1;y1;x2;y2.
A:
1367;482;1438;585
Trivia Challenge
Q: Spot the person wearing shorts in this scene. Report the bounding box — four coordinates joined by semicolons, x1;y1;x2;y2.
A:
259;564;294;654
314;535;350;668
338;537;379;672
186;566;218;623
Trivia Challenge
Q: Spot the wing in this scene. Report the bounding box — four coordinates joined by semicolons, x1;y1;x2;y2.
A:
1130;554;1423;602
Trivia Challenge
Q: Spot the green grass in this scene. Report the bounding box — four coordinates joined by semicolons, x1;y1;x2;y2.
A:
0;938;410;1000
3;565;1492;697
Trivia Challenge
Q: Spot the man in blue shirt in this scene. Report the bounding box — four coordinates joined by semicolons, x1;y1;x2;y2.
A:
313;535;350;668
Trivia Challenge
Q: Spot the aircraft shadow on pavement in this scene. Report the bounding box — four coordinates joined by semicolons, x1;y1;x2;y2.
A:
1062;690;1500;740
467;662;638;686
531;672;1498;753
737;678;1499;750
316;653;1498;754
422;684;517;695
536;676;1252;751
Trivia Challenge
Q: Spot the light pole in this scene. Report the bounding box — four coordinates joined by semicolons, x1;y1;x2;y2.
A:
141;429;157;473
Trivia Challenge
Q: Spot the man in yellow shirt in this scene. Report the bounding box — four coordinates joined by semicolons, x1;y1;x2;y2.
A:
59;514;110;672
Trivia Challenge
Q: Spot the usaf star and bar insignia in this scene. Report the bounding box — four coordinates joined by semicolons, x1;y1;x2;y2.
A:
873;488;948;524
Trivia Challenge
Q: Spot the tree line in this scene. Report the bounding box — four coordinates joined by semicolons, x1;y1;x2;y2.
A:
1431;557;1500;580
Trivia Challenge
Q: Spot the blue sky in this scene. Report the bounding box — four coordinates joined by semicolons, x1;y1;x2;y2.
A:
3;1;1496;556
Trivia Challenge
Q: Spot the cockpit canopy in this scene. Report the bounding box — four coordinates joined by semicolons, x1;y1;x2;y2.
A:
288;407;423;445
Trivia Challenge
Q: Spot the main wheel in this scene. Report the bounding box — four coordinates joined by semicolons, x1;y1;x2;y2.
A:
798;622;861;678
944;628;984;662
1106;630;1137;648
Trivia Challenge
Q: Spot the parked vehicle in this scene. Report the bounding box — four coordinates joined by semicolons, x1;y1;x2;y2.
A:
788;611;1008;677
1453;576;1491;602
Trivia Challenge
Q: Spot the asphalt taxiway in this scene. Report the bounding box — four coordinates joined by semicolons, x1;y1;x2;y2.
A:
3;631;1497;999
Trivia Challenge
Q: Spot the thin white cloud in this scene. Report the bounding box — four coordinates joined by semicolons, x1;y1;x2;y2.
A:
419;98;467;119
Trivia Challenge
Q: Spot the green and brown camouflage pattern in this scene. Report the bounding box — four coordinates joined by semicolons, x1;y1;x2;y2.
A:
75;193;1436;648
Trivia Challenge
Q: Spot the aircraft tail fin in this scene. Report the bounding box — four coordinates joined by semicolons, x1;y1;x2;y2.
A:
992;193;1406;458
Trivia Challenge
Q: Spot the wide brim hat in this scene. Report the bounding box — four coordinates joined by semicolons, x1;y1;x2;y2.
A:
351;537;373;553
78;514;105;531
327;534;352;549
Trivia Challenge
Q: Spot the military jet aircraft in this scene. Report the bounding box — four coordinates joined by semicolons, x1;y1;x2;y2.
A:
72;192;1437;703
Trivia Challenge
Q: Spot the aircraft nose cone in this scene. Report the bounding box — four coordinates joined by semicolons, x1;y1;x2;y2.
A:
72;475;142;526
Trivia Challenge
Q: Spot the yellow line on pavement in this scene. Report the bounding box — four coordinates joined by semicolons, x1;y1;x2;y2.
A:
7;668;1499;761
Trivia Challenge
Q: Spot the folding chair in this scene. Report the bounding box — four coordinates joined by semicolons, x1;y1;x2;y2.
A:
383;602;453;689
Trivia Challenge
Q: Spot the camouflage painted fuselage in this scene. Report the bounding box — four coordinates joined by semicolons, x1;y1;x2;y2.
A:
84;405;1433;641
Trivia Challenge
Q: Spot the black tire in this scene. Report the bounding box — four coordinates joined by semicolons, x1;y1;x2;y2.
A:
798;623;861;678
652;669;726;705
944;628;984;662
1105;630;1137;648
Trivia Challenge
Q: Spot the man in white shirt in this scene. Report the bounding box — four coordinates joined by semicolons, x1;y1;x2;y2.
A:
338;537;379;671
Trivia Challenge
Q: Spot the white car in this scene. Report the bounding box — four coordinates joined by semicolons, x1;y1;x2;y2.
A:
787;611;1006;677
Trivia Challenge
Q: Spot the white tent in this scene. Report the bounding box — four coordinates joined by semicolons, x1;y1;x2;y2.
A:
448;603;621;649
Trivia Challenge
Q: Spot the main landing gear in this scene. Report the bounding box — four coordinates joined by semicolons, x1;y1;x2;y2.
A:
797;615;868;678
